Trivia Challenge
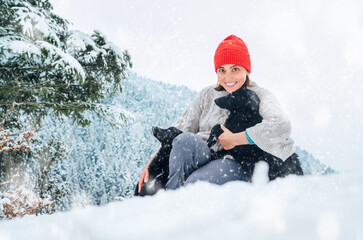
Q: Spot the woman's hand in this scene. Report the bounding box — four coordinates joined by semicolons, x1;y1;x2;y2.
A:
218;125;248;150
138;158;153;193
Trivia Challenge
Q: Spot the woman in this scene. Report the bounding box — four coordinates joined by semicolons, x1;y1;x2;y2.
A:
138;35;296;192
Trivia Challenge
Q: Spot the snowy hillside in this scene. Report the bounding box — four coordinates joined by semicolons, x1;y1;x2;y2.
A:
29;73;196;208
0;168;361;240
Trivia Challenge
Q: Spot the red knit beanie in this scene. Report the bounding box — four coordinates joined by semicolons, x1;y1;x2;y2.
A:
214;35;251;73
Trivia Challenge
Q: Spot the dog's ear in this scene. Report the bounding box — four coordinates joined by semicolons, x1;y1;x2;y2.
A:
235;89;260;112
214;95;233;109
167;127;183;139
228;89;261;112
152;126;165;142
214;89;261;112
152;126;182;143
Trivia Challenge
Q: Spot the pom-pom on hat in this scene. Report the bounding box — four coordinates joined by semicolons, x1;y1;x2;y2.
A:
214;35;251;73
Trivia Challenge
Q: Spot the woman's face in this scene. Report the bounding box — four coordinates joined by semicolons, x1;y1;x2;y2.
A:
217;64;248;93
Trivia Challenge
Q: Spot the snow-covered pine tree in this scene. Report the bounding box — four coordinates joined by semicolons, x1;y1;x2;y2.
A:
0;0;132;131
0;0;132;218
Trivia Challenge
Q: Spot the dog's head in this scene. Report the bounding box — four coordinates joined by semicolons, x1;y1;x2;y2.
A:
214;88;260;113
152;126;183;145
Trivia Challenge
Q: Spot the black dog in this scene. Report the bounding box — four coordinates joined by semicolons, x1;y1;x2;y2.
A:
134;126;182;196
135;87;303;197
206;87;303;180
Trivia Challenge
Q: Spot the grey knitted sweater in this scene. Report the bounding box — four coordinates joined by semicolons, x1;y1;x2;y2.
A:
172;81;295;161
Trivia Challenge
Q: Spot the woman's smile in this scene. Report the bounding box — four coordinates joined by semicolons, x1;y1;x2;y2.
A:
225;81;237;87
217;64;248;93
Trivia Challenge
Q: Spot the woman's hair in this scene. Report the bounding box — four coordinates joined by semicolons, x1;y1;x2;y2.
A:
214;75;252;91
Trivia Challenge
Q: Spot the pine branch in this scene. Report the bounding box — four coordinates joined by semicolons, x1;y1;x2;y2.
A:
0;66;56;71
0;102;89;111
0;102;13;106
0;84;84;92
1;72;20;128
12;102;90;110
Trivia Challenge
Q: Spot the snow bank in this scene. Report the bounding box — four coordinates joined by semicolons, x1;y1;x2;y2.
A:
0;170;361;240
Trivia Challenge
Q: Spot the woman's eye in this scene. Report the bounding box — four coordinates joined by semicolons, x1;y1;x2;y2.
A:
218;69;225;72
233;68;239;71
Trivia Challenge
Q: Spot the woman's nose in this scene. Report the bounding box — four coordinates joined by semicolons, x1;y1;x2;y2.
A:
225;72;233;80
225;70;233;77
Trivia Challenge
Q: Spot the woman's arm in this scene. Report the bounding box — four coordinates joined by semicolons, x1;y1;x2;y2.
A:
245;85;295;161
172;88;205;133
218;84;295;161
138;157;153;193
218;125;249;150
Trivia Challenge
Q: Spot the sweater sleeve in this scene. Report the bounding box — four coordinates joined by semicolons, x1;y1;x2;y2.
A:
246;85;295;161
171;88;204;133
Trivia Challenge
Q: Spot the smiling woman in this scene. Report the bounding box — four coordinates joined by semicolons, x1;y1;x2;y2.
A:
216;64;249;93
214;36;252;93
215;65;250;92
137;34;303;195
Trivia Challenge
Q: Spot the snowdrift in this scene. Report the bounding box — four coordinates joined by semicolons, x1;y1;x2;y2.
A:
0;169;361;240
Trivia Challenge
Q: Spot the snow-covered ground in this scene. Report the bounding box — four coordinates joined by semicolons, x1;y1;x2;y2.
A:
1;165;362;240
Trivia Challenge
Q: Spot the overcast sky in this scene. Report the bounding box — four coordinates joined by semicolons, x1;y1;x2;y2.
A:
50;0;363;170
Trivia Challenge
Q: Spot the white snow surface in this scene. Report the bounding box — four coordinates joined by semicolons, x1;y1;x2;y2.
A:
0;169;362;240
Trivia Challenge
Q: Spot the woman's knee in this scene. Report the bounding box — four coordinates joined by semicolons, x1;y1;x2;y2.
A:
171;132;208;159
172;132;202;148
170;133;196;164
169;132;210;170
